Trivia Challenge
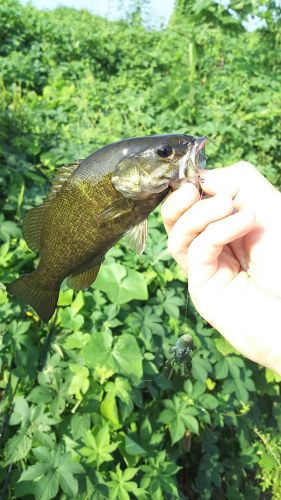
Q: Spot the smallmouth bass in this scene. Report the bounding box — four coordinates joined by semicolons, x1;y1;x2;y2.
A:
8;134;207;321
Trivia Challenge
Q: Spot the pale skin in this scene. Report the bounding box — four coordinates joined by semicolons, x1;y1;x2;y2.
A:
161;161;281;376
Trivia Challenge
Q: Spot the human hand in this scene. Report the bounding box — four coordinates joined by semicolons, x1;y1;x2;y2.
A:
161;161;281;375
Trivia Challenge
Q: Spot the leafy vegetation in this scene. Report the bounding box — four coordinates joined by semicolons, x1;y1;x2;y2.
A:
0;0;281;498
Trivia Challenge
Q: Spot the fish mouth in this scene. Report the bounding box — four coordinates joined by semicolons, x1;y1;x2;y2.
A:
191;135;207;163
194;135;207;154
178;135;208;180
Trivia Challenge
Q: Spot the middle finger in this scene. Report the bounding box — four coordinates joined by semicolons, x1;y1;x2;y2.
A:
168;194;234;259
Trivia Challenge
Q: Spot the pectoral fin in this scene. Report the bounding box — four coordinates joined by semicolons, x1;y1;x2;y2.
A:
124;220;148;254
100;198;133;222
68;263;101;290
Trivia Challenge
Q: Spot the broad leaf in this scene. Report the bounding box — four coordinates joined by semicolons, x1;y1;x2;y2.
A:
94;263;148;303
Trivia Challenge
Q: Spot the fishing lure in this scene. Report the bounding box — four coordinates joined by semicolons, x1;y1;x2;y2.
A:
164;334;193;378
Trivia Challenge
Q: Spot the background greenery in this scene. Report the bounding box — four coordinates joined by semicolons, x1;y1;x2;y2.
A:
0;0;281;498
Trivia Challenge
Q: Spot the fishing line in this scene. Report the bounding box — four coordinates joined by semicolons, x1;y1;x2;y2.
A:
142;362;187;383
142;251;192;384
141;371;166;383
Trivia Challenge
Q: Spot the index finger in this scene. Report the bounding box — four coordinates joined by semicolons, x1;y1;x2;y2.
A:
161;183;200;233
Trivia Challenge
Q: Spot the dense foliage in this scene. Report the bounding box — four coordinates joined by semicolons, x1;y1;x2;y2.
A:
0;0;281;498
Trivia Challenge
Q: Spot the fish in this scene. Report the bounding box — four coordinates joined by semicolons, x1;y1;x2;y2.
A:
7;134;207;322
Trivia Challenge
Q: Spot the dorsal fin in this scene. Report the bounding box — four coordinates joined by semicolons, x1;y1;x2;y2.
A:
47;160;81;201
22;161;81;253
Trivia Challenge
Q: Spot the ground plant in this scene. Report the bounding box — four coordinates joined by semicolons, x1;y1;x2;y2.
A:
0;0;281;498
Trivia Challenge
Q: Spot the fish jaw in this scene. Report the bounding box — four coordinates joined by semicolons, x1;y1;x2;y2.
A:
172;136;207;189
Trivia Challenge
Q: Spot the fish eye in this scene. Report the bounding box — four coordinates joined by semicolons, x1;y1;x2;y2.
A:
156;144;173;158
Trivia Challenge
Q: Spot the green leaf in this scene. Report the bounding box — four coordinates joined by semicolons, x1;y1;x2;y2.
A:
83;331;143;379
158;409;174;424
32;447;53;462
9;396;29;425
105;377;131;404
19;447;83;499
170;417;185;444
34;472;59;500
181;414;199;435
214;337;239;356
100;394;120;427
0;220;21;241
234;379;249;402
199;394;219;410
82;330;113;368
57;288;73;306
59;471;78;497
112;334;143;378
71;414;91;440
27;386;54;404
191;381;206;398
63;331;91;350
192;355;211;383
124;435;147;456
122;467;138;481
107;464;145;499
226;357;240;379
265;368;281;383
159;397;200;444
5;433;32;464
215;359;229;379
94;263;148;303
68;364;89;399
80;426;118;467
71;290;85;315
19;463;46;481
59;307;84;330
192;0;213;15
258;452;276;471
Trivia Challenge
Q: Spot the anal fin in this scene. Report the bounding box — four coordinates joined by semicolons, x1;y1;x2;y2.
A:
67;263;101;290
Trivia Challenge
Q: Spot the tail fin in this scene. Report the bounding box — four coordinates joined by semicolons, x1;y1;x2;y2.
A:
7;273;59;322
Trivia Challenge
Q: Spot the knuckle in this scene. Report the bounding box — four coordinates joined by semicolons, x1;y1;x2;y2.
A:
202;222;217;241
167;237;177;257
233;160;255;173
160;203;173;224
187;237;199;259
